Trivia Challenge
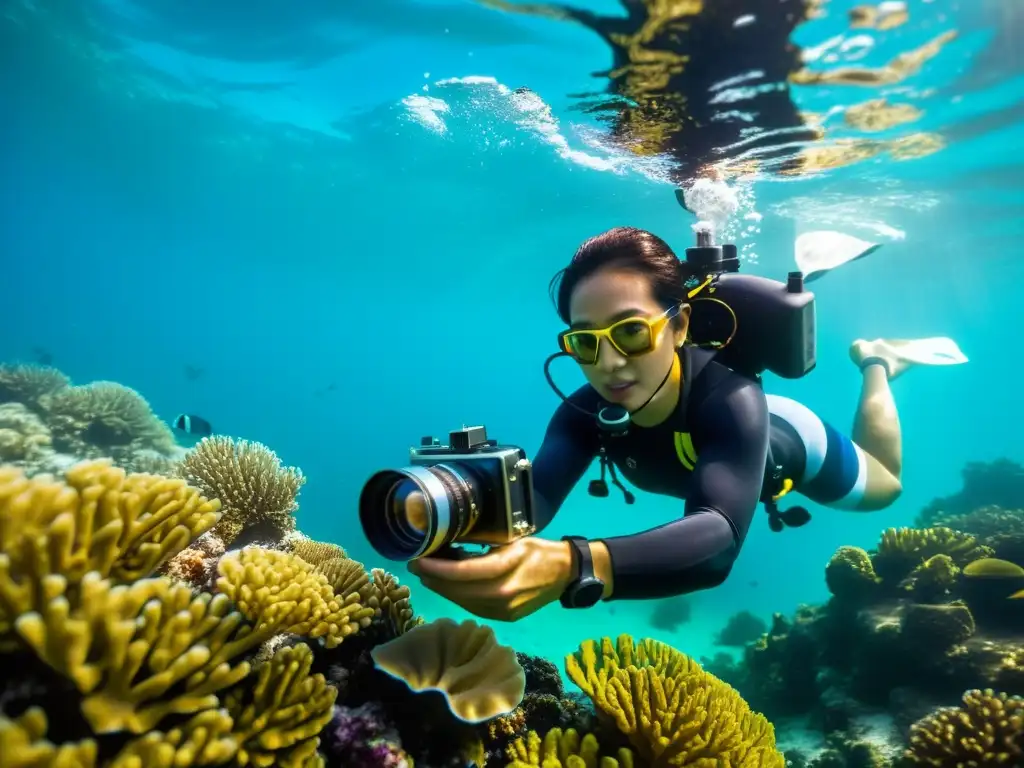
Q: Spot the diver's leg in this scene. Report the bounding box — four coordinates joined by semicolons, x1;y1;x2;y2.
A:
765;395;898;513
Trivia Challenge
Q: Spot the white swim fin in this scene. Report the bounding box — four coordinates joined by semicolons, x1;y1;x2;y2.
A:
795;230;881;282
887;337;969;366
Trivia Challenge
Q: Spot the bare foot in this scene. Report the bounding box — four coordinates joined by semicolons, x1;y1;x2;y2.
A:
849;338;913;380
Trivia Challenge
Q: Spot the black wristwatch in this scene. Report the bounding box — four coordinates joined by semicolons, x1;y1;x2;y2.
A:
559;536;605;609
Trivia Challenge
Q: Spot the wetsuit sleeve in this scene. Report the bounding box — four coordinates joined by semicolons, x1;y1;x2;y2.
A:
598;375;770;600
530;391;601;533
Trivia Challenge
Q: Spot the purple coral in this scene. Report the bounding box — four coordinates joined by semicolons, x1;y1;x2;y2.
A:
322;703;412;768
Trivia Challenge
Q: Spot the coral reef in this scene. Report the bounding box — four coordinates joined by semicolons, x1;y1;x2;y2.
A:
0;363;181;476
5;365;1023;768
700;459;1024;767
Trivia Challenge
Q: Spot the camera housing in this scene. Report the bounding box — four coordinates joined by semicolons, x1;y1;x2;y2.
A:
358;425;537;562
684;230;816;380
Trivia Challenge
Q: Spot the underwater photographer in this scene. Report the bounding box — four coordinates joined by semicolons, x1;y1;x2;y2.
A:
358;221;965;622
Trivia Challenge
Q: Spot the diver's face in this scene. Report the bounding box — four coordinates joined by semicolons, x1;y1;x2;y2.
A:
568;268;689;410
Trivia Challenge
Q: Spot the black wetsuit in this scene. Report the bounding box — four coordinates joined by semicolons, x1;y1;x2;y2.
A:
531;346;808;600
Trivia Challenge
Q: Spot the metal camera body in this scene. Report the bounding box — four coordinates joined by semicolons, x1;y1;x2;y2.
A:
411;425;538;547
685;228;817;380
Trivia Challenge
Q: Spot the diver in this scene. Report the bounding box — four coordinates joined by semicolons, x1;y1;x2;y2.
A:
402;226;962;620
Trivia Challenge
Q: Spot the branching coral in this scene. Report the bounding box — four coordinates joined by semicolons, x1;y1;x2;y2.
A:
176;436;305;545
223;643;336;768
506;727;636;768
216;548;374;650
565;635;785;767
0;459;222;640
0;460;373;768
0;706;98;767
904;688;1024;765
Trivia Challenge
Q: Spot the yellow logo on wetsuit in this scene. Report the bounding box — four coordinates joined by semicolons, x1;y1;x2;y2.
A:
674;432;698;470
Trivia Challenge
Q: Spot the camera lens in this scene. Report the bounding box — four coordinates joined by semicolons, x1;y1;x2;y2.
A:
359;463;481;561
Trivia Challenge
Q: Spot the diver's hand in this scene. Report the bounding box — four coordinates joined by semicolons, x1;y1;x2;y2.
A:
407;537;573;622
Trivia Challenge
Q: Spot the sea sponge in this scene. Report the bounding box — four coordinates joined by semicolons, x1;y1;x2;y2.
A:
176;436;305;545
370;617;526;723
872;526;993;585
565;635;784;767
825;546;880;601
899;554;960;603
904;688;1024;765
506;727;636;768
45;382;177;463
222;643;336;768
216;548;374;649
0;707;98;767
899;601;975;652
0;459;221;640
0;363;69;413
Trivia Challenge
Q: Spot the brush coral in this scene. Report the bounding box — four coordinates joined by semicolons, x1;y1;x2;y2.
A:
176;436;305;545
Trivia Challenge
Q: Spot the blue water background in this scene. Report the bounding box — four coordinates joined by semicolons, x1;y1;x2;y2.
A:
1;0;1022;663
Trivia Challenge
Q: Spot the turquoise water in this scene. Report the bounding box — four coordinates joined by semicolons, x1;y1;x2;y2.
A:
2;0;1022;677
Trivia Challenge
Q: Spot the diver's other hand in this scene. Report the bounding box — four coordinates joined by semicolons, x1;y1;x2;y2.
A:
407;536;573;622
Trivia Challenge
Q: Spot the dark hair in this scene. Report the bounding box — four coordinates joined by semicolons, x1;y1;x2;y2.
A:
548;226;691;325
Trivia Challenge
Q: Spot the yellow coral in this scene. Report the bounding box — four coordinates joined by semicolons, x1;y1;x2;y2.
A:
0;707;98;768
176;437;305;544
216;548;373;648
900;554;960;602
289;537;346;567
314;556;369;598
106;709;238;768
905;688;1024;766
872;526;993;584
566;635;784;768
223;643;336;768
506;728;635;768
363;567;423;636
0;460;221;639
824;546;880;601
15;573;253;734
371;617;526;723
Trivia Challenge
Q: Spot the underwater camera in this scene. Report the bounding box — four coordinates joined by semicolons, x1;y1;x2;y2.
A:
685;224;816;379
358;425;537;562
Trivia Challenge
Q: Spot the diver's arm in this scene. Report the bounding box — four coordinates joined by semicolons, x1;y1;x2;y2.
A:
596;376;770;600
530;391;602;533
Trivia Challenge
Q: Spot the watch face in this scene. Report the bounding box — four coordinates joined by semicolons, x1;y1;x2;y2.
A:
572;579;604;608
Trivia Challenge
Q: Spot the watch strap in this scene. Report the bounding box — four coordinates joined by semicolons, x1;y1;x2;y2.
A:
562;535;594;582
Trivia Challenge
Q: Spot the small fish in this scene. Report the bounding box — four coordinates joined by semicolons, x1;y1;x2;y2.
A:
172;414;213;437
